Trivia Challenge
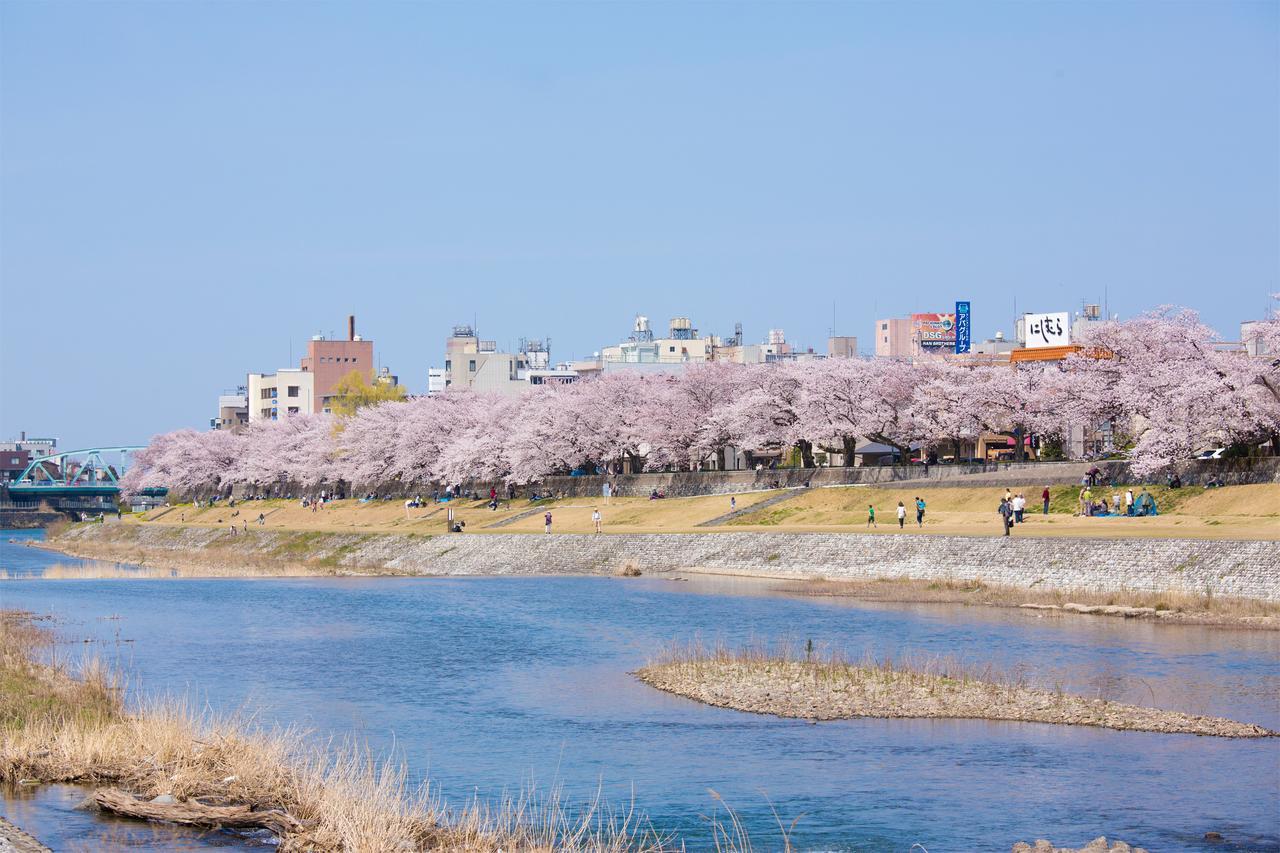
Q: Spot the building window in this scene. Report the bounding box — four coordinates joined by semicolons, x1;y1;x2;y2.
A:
287;406;299;414
669;346;676;353
881;323;888;331
260;388;272;400
445;360;452;371
287;386;299;397
469;360;476;372
351;357;358;363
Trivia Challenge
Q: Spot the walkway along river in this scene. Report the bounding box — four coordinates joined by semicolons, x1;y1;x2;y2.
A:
1;530;1278;851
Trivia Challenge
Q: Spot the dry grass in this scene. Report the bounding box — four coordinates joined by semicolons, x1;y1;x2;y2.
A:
769;576;1280;627
637;639;1276;738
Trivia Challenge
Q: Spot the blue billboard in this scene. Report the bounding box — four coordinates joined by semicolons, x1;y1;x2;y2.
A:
955;301;971;354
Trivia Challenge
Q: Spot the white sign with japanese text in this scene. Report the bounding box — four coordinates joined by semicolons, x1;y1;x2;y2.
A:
1024;311;1070;349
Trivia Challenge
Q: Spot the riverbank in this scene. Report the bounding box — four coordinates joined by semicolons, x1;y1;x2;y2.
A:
0;610;664;852
35;522;1280;606
129;482;1280;539
634;645;1278;738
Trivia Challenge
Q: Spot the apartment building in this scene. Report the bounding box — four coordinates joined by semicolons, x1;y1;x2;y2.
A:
247;369;315;422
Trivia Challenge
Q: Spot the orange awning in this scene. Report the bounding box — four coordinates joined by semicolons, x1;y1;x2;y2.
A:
1010;345;1084;362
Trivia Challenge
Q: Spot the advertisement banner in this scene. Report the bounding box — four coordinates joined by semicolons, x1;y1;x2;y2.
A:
954;301;971;354
911;313;956;350
1024;311;1071;349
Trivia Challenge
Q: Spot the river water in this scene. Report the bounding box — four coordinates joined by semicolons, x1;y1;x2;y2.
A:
1;529;1277;852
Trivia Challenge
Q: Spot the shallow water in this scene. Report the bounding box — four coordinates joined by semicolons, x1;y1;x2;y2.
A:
2;530;1278;852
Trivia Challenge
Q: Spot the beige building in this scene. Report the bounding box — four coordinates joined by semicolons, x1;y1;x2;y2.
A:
827;336;858;358
874;318;914;358
212;389;249;430
247;369;315;422
439;327;576;395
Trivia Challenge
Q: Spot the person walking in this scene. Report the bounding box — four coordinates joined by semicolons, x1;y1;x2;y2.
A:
915;496;926;527
866;504;877;528
544;510;553;534
730;495;737;510
896;501;906;529
998;497;1014;536
1042;486;1051;515
592;508;602;533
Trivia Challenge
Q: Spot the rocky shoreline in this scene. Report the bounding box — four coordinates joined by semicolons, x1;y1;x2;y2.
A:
636;657;1278;738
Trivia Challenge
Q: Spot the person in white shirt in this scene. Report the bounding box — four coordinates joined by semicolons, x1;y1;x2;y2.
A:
592;508;602;533
896;501;907;529
1013;493;1026;523
1124;489;1135;517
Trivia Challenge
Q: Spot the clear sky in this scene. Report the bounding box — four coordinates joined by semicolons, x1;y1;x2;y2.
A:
1;0;1276;450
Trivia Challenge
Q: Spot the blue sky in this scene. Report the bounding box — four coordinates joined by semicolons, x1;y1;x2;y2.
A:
1;1;1276;449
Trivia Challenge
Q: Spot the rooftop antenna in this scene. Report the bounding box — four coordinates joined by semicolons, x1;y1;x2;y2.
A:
1103;282;1109;320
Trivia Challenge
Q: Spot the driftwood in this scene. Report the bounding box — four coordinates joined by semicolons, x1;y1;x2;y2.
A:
92;788;304;837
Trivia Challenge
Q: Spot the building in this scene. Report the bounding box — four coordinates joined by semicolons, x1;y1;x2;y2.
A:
247;369;316;422
0;433;56;458
599;316;716;373
874;317;914;359
1242;319;1272;356
827;336;858;359
972;331;1016;356
299;315;375;414
437;326;577;394
211;387;249;430
1;449;31;484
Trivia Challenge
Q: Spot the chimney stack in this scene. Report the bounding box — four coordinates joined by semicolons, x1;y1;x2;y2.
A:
348;315;355;342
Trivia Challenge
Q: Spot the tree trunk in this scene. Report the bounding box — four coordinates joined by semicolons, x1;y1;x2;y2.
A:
797;440;816;469
1012;426;1026;462
93;789;303;838
715;446;727;471
842;435;857;467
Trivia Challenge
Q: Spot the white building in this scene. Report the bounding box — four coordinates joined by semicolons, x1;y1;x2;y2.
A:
247;369;316;421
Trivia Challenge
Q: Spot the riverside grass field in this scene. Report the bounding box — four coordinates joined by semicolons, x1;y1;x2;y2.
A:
131;482;1280;541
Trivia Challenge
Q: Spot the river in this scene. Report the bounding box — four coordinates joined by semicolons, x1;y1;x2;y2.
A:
2;529;1277;852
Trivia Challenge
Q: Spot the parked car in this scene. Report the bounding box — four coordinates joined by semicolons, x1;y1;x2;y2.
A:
1194;448;1226;460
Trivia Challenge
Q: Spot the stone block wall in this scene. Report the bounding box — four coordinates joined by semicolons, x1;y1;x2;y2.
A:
56;524;1280;601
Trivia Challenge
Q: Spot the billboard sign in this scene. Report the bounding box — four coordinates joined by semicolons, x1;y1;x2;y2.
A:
954;301;971;354
911;312;956;350
1024;311;1071;349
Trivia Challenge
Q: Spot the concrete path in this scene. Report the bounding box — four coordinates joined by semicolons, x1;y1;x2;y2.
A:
483;505;550;529
697;488;806;527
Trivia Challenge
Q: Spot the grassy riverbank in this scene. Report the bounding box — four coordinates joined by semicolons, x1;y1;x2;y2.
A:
128;482;1280;540
0;610;666;851
635;643;1277;738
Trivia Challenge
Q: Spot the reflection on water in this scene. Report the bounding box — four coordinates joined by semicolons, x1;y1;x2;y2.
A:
2;530;1278;852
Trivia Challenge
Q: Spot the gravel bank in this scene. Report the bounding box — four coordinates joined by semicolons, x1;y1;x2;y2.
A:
636;658;1277;738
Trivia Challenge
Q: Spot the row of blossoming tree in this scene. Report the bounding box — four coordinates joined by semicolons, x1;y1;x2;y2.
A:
122;308;1280;496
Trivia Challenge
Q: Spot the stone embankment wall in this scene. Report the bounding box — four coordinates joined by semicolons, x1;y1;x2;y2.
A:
53;524;1280;601
219;458;1280;503
544;457;1280;498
